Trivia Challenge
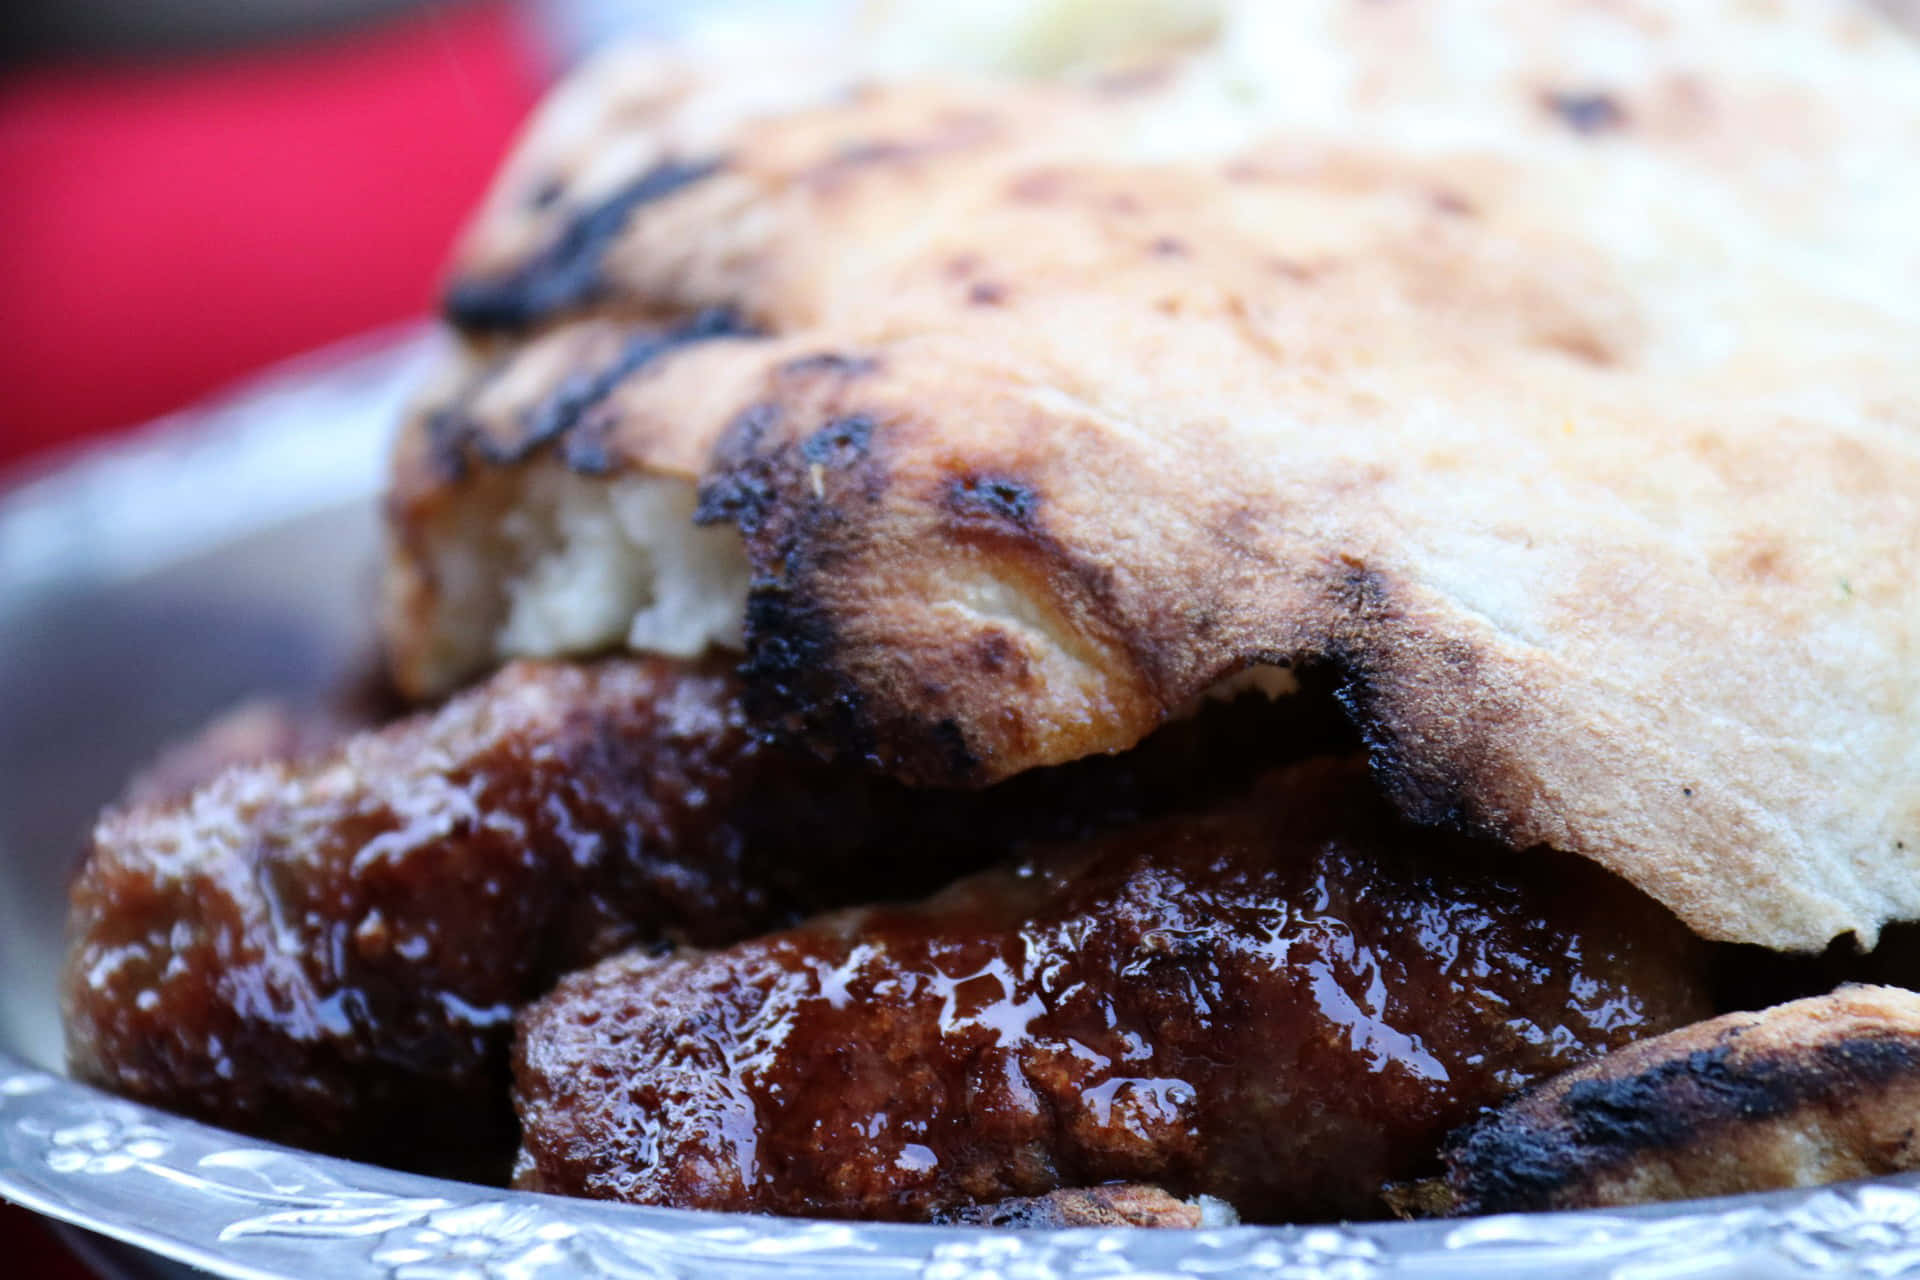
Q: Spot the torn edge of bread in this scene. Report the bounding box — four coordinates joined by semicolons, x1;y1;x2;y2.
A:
1434;985;1920;1215
490;468;750;665
386;464;750;699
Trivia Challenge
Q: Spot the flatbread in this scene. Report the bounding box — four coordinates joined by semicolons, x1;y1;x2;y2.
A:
384;0;1920;951
1436;984;1920;1213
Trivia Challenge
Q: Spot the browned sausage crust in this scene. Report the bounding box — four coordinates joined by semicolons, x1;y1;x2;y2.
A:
512;756;1711;1222
66;657;778;1176
64;654;1339;1176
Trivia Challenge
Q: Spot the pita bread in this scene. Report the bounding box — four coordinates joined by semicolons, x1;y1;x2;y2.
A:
1436;985;1920;1213
383;0;1920;951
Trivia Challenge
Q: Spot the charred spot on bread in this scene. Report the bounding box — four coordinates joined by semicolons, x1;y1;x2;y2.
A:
946;473;1042;531
446;157;725;333
430;308;757;478
780;352;881;380
1544;91;1628;135
801;414;877;468
696;403;786;534
736;563;883;767
1456;1035;1920;1209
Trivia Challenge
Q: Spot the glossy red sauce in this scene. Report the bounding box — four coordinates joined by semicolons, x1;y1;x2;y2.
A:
515;756;1712;1221
64;658;1341;1176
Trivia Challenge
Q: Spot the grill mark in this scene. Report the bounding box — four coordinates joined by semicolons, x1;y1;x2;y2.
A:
780;353;879;380
446;158;724;332
801;415;876;468
946;473;1041;529
1545;91;1628;136
696;403;785;536
1447;1029;1920;1211
432;308;755;477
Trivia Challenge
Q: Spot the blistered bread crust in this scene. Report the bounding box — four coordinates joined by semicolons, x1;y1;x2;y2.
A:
387;1;1920;951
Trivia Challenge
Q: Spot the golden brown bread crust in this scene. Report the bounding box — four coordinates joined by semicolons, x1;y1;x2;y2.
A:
1439;985;1920;1214
511;757;1710;1223
386;2;1920;950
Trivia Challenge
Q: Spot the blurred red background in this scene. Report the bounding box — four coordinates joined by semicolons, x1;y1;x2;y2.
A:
0;0;550;1265
0;0;547;472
